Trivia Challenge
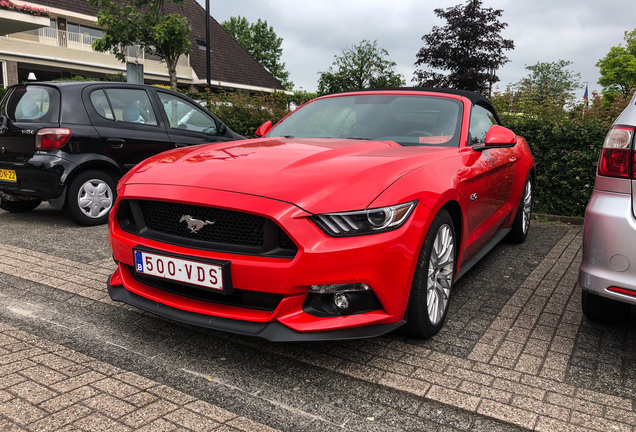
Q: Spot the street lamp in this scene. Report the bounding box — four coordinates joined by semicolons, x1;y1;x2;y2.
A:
205;0;210;89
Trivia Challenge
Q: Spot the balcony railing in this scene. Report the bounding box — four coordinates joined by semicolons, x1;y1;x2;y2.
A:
38;27;98;51
14;27;189;67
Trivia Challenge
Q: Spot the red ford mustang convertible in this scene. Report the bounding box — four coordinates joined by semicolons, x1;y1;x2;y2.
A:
107;88;535;341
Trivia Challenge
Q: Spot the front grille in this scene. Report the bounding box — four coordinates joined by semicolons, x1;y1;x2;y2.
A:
118;199;297;258
131;267;283;311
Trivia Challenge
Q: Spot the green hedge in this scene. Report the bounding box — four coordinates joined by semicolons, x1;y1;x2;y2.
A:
184;90;316;138
493;91;632;218
499;113;604;217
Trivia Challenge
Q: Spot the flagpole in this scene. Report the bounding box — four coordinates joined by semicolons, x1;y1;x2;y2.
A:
582;82;589;118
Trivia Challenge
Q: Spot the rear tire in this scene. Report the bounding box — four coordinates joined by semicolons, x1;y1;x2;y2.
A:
403;209;456;339
581;290;629;324
506;174;533;244
0;198;42;213
64;170;116;226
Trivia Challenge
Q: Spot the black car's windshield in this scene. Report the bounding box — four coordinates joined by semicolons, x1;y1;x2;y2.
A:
4;85;60;123
269;94;463;147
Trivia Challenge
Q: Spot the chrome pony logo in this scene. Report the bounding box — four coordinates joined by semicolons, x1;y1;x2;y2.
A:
179;215;214;234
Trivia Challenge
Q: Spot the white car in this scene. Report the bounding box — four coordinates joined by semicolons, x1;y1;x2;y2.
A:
579;92;636;320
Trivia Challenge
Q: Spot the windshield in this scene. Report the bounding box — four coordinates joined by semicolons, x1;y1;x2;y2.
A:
269;94;463;147
4;85;60;123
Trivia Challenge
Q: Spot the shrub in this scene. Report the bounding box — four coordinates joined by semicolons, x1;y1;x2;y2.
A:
186;90;290;138
493;90;632;217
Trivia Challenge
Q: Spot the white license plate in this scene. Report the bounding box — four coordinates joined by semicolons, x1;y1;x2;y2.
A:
134;250;224;291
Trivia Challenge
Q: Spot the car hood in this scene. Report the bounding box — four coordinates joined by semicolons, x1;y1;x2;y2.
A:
124;137;451;213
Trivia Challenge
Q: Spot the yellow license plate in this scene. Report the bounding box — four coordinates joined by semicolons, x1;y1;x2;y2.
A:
0;169;16;183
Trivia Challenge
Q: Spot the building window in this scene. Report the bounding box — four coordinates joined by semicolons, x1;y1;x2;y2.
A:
67;22;104;46
22;18;55;37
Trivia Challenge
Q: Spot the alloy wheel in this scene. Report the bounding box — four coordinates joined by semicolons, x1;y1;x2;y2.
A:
427;223;455;325
521;179;533;235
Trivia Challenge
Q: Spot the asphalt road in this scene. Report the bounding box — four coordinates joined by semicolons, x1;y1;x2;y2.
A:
1;204;636;432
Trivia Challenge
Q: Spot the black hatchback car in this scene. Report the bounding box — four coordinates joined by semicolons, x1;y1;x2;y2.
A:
0;82;243;225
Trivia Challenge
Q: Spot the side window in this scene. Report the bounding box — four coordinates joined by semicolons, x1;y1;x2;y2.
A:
99;88;158;125
469;105;497;145
89;90;114;120
159;92;217;134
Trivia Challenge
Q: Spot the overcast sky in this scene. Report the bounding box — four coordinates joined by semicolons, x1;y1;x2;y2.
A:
201;0;634;97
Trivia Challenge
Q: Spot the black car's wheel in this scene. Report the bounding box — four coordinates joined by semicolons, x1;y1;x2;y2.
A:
581;290;629;323
64;170;116;226
0;198;42;213
506;174;533;244
403;209;456;339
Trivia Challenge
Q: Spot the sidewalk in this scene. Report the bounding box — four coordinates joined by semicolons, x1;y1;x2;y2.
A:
2;218;636;431
0;322;278;432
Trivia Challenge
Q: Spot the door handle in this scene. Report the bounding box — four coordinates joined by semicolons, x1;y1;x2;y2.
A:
509;156;517;163
108;138;125;149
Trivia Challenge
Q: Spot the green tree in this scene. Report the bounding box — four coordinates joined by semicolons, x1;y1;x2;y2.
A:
515;60;582;108
414;0;514;94
597;30;636;96
222;16;293;90
89;0;191;90
317;39;405;95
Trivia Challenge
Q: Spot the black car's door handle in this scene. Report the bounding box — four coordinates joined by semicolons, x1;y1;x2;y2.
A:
108;138;125;149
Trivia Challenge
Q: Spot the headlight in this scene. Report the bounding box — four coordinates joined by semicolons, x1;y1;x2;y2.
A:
312;201;417;237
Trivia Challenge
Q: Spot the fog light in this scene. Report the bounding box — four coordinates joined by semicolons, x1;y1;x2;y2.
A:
333;292;351;310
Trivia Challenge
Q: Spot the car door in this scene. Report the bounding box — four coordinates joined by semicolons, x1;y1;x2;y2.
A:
155;91;232;146
461;104;518;257
85;86;172;171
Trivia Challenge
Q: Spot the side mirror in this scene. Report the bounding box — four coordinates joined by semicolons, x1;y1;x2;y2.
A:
485;125;516;146
255;121;273;138
218;123;227;135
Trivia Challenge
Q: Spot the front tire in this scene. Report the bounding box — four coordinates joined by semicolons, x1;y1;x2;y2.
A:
403;209;456;339
64;170;116;226
0;198;42;213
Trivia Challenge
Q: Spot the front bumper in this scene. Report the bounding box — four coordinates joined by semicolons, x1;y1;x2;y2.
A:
108;275;404;341
108;183;431;341
579;188;636;305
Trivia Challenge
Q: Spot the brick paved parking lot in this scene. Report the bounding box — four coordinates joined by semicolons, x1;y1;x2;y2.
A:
1;204;636;431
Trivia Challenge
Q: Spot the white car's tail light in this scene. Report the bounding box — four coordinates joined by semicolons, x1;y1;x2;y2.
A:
35;128;72;150
598;126;634;178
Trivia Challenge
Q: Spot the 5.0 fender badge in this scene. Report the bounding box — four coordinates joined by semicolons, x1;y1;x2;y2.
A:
179;215;214;234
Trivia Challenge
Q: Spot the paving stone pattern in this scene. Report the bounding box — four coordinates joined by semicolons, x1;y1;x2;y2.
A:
1;206;636;431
